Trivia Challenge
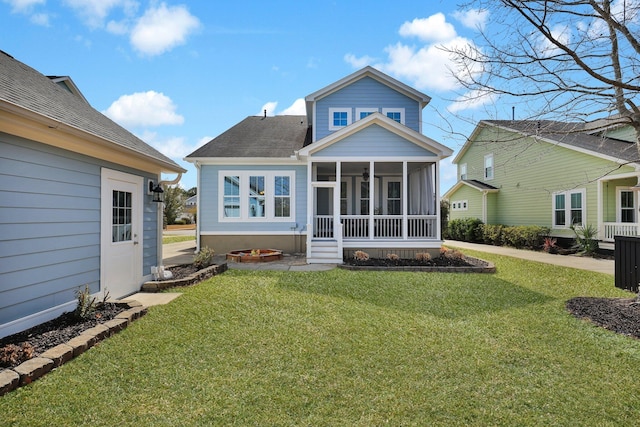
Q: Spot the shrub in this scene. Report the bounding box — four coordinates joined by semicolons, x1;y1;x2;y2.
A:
447;218;484;242
386;253;399;261
0;342;34;368
416;252;431;262
74;285;97;320
194;246;215;269
543;237;558;253
354;250;370;261
572;224;599;255
481;224;504;246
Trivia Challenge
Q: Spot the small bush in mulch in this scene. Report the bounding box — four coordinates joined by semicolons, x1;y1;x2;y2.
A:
0;303;125;369
344;249;486;268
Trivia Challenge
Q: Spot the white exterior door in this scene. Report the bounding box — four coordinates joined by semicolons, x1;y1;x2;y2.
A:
101;169;143;298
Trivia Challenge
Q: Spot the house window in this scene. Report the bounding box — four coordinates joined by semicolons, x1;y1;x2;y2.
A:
382;108;405;125
356;108;377;120
329;108;351;130
460;163;467;180
219;171;295;221
619;189;636;223
553;189;585;227
484;154;494;180
112;190;132;242
223;176;241;218
386;181;402;215
274;176;291;217
360;180;370;215
451;200;468;211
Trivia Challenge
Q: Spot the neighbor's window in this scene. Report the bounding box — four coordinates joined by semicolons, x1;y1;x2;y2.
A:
356;108;377;120
619;189;635;223
553;189;585;227
451;200;468;211
484;154;494;180
219;171;295;221
329;108;351;130
460;163;467;180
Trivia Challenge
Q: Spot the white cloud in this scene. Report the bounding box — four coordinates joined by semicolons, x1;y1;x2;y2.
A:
106;19;129;35
139;131;209;160
452;9;489;31
344;53;375;68
30;12;49;26
537;24;571;57
279;98;305;115
3;0;44;13
103;91;184;127
398;13;456;43
130;3;200;56
447;89;497;114
63;0;138;29
260;101;278;116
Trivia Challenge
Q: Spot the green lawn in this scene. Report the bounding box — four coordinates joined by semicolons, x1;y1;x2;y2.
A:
2;251;638;426
162;235;195;245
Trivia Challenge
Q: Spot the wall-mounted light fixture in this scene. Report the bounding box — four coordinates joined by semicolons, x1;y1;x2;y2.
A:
362;167;370;182
148;180;164;203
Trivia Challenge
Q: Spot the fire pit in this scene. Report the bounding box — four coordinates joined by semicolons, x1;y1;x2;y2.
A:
226;249;283;263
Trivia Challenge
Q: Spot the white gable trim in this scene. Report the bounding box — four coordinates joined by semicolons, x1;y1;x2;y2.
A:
296;112;452;159
443;179;499;200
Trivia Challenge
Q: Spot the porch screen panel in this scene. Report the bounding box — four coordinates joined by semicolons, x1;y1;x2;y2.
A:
408;165;435;215
360;181;370;215
223;176;240;218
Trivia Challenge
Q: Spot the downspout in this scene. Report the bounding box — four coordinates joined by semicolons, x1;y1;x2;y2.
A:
482;190;488;224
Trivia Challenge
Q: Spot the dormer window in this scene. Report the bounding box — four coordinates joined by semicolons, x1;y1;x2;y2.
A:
329;108;352;130
382;108;405;125
356;108;378;120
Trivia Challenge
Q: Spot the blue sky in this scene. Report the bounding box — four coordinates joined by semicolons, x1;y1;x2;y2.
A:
1;0;499;192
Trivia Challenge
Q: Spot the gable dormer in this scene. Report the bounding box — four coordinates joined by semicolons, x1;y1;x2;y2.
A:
304;66;431;142
47;75;89;104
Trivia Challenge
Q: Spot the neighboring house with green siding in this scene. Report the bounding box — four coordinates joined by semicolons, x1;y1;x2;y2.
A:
443;120;640;249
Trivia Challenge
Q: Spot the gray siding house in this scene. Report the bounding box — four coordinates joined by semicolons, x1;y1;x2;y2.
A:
0;51;185;338
186;66;453;263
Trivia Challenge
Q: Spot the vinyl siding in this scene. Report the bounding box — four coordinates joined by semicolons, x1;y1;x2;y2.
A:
314;124;436;157
0;134;160;328
456;126;636;237
315;76;420;141
199;164;307;233
448;185;484;221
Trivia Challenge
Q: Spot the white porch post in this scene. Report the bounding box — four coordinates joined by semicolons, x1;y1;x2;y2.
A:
435;160;442;241
597;177;603;242
306;161;314;259
402;161;408;239
368;161;374;240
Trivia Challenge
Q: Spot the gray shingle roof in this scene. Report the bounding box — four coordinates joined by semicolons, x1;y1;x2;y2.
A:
485;120;639;164
462;179;499;191
187;115;310;158
0;51;183;172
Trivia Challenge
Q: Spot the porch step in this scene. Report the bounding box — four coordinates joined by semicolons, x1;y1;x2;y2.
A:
308;240;343;264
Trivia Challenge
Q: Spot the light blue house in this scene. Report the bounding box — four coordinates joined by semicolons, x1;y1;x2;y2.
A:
0;51;185;338
186;66;453;263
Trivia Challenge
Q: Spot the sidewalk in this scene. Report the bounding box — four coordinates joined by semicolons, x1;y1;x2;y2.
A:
444;240;614;276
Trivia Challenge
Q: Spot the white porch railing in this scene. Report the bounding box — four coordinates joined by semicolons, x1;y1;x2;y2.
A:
313;215;334;238
602;222;640;242
325;214;437;240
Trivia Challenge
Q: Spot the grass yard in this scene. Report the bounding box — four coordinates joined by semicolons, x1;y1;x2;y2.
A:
2;251;639;426
162;235;195;245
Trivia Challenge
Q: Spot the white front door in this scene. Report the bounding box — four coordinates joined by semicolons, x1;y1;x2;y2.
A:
101;169;143;298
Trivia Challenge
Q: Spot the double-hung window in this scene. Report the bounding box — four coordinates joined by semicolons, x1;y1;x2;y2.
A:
484;154;494;180
460;163;467;180
329;108;351;130
219;171;295;221
382;108;405;125
553;189;585;227
618;189;636;223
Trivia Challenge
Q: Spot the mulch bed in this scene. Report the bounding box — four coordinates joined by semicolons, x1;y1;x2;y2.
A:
566;297;640;340
344;255;483;268
0;303;125;369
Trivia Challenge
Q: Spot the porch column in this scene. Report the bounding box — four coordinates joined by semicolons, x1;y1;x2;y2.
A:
368;161;374;240
335;161;341;239
435;160;441;241
402;161;408;239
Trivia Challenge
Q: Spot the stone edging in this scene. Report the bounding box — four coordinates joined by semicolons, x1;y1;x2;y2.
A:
0;301;147;397
338;257;496;273
141;263;228;293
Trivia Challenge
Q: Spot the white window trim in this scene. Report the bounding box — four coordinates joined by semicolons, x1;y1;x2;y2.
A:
451;200;468;211
382;108;405;125
329;107;352;130
460;163;467;180
218;170;295;222
616;186;637;223
382;177;403;215
355;107;378;121
484;154;494;180
552;189;586;228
